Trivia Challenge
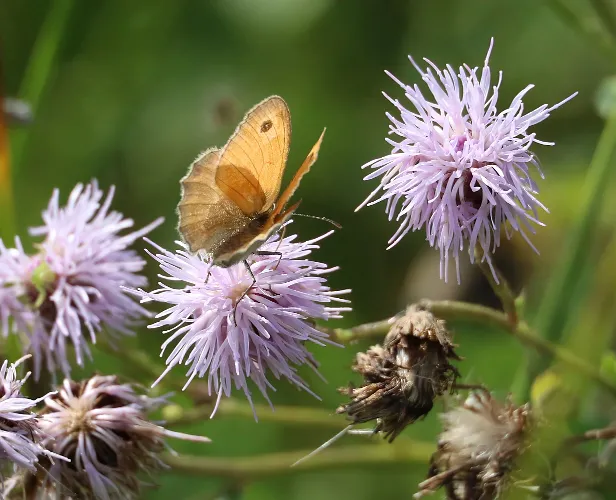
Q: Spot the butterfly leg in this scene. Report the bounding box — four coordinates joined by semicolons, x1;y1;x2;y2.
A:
254;250;284;295
255;250;283;270
204;260;214;284
232;260;257;325
273;224;288;269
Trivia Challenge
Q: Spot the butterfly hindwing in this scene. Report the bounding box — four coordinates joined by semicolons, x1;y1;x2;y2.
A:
178;148;251;254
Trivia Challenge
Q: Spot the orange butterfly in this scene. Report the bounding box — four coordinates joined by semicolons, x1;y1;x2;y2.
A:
178;95;325;267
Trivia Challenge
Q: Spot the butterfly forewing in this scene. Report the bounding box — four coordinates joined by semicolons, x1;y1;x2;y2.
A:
178;95;325;267
215;96;291;215
272;128;326;220
178;148;251;253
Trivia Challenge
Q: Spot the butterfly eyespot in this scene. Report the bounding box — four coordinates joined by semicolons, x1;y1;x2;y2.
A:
260;120;273;133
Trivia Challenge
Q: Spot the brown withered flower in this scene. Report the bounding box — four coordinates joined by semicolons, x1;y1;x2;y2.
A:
337;305;460;441
416;390;531;499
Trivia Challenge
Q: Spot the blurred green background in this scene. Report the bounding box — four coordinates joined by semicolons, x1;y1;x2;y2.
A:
2;0;616;499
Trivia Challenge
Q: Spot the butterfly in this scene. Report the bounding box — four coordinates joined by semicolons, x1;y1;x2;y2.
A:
178;95;325;267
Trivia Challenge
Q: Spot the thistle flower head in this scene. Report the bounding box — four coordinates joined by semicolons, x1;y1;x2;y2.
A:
28;375;209;500
358;39;576;282
1;181;162;378
131;226;350;417
337;305;459;441
0;239;38;342
0;356;61;473
417;390;531;499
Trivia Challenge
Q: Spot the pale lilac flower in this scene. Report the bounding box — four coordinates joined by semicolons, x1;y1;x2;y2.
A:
0;356;64;473
31;375;210;500
131;227;351;417
0;239;37;341
358;39;577;282
0;181;163;378
0;241;60;378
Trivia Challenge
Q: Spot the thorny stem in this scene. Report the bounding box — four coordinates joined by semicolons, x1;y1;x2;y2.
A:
163;441;435;480
474;246;518;325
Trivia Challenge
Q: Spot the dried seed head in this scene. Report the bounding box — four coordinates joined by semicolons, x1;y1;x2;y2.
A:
337;305;460;441
417;390;531;499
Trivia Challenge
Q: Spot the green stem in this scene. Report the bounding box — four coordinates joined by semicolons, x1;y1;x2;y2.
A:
324;301;616;397
474;246;518;325
163;441;435;480
523;112;616;395
326;316;396;343
10;0;74;174
164;400;344;429
99;343;346;428
421;300;616;398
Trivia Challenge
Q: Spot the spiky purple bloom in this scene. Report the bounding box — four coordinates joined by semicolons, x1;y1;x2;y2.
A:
30;375;209;500
0;356;64;473
0;181;163;378
131;227;350;417
0;240;37;341
358;39;576;282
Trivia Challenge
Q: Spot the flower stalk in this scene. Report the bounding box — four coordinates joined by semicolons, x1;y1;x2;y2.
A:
164;400;344;429
474;245;518;325
523;111;616;398
163;441;435;480
99;342;346;429
325;301;616;398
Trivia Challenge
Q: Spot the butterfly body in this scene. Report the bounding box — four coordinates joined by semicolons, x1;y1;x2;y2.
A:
178;96;324;267
214;210;273;267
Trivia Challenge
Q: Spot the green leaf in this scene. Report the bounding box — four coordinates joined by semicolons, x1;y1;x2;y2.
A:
519;112;616;398
600;351;616;383
596;76;616;118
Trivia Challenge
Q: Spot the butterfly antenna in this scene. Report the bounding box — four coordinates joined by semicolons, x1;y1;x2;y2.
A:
291;425;354;467
293;212;341;229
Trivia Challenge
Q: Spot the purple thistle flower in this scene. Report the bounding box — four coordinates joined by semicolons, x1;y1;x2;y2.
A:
0;356;66;473
0;181;163;378
30;375;209;500
131;226;351;417
358;39;577;282
0;239;37;341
